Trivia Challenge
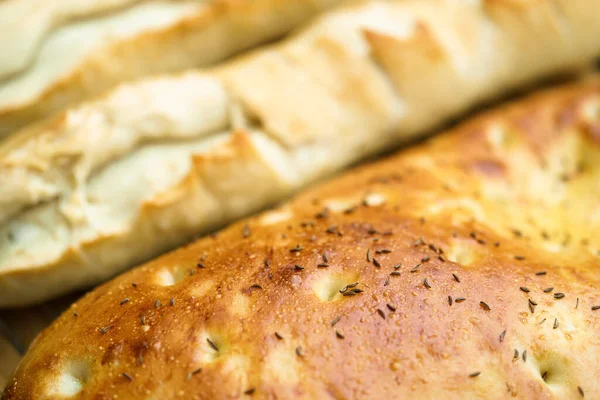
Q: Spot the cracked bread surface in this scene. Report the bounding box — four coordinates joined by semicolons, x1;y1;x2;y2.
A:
0;0;342;136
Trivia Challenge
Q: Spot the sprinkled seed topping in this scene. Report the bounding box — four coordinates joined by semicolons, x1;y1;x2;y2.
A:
100;326;111;335
250;284;263;290
366;249;372;262
186;368;202;380
537;318;547;326
331;316;341;326
373;258;381;268
242;225;251;238
499;330;506;342
390;271;401;276
384;277;390;287
387;303;396;312
576;298;580;308
132;283;137;288
336;330;345;339
393;263;402;270
536;271;547;276
296;347;304;357
522;350;527;362
455;297;466;303
275;332;283;340
469;372;481;378
121;372;133;381
294;265;304;271
410;263;421;273
376;249;392;254
120;298;130;306
376;308;386;319
452;273;460;283
529;299;537;306
513;349;519;360
154;299;161;308
315;208;329;219
170;298;175;306
592;305;600;311
290;245;303;253
479;301;491;311
326;225;338;234
207;338;218;352
578;386;584;397
448;296;453;306
542;371;547;381
421;256;430;262
544;287;554;293
141;315;146;325
554;293;565;299
197;263;205;269
244;388;255;395
553;318;559;329
322;253;329;263
520;287;530;293
529;302;535;313
317;263;329;268
514;255;525;261
423;278;431;289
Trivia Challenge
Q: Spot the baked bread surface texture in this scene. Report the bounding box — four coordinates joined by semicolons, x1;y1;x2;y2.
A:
2;0;600;307
2;79;599;399
0;0;341;136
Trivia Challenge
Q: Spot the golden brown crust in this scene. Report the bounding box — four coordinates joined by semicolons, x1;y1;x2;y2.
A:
3;79;600;399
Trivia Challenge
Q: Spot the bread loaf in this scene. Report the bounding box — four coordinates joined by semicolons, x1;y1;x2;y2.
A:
2;0;600;307
3;78;599;399
0;0;341;136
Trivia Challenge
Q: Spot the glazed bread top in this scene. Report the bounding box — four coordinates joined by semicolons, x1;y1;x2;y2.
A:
0;0;341;135
2;0;600;307
3;78;599;399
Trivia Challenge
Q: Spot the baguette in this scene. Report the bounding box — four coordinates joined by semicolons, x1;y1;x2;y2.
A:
2;0;600;307
3;78;600;399
0;0;342;136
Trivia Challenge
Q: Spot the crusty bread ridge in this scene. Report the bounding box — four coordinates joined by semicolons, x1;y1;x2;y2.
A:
0;0;342;136
2;0;600;307
3;77;599;399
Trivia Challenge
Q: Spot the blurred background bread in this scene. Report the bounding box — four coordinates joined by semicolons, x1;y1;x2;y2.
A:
0;0;342;137
2;0;600;308
3;77;599;399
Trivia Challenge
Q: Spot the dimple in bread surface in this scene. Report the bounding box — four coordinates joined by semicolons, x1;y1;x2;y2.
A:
3;79;600;399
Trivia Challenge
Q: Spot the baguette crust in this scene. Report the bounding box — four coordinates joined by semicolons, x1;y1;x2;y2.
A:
0;0;341;136
3;79;600;399
2;0;600;307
